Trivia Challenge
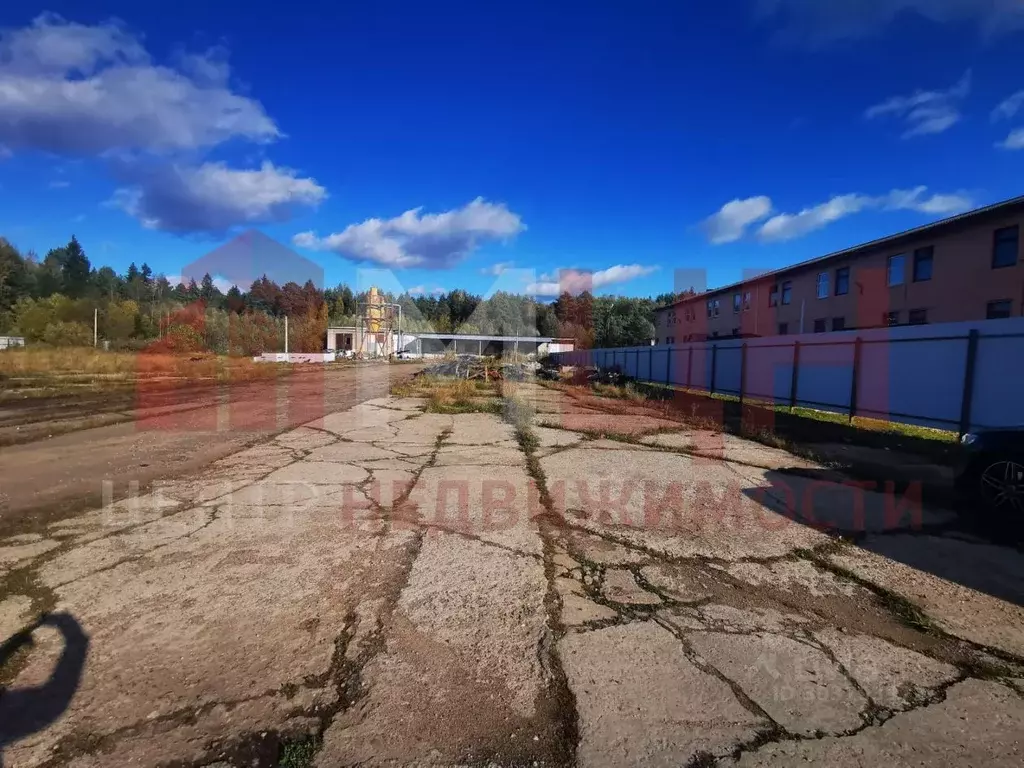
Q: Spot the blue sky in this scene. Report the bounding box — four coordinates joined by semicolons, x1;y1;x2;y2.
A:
1;1;1023;299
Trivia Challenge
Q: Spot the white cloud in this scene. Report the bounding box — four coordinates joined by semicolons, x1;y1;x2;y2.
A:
998;128;1024;149
992;90;1024;121
48;179;70;189
865;71;970;138
757;1;1024;43
758;194;873;242
525;264;659;296
701;196;773;244
480;260;515;276
881;186;973;214
406;284;445;296
294;198;524;269
112;161;326;234
0;14;279;156
755;186;973;242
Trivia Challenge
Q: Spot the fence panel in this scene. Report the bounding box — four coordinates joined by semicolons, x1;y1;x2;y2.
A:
713;344;743;395
551;319;1024;433
744;343;796;404
795;341;856;414
970;333;1024;430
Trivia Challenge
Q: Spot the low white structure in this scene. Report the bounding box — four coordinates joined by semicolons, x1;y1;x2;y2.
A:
0;336;26;350
255;352;337;363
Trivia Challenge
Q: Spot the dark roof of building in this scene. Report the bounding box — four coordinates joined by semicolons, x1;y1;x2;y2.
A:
657;194;1024;311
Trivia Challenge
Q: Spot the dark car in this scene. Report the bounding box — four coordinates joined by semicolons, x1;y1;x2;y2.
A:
955;429;1024;517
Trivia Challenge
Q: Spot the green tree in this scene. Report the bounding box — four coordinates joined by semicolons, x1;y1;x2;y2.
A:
61;236;91;298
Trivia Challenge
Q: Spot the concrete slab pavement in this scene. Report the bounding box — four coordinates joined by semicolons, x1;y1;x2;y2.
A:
2;383;1023;767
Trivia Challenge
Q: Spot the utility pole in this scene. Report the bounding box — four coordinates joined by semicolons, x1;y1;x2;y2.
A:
93;308;98;348
284;316;289;359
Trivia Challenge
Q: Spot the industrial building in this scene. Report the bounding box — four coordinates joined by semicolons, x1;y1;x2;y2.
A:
325;327;573;357
655;195;1024;342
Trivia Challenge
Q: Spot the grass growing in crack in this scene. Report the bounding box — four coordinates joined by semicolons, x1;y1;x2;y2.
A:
794;548;937;633
391;375;499;414
277;735;321;768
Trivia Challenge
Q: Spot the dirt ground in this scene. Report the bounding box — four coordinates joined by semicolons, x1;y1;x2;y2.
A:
1;378;1023;767
0;364;411;533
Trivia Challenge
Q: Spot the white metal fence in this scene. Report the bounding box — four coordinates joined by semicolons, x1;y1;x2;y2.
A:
551;317;1024;434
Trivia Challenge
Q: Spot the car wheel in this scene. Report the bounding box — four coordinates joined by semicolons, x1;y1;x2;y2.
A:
979;459;1024;516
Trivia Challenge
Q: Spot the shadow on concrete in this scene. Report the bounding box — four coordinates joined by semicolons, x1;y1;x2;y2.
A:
743;469;1024;609
0;613;89;765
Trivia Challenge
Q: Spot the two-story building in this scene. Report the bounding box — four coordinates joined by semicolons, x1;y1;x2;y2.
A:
655;195;1024;343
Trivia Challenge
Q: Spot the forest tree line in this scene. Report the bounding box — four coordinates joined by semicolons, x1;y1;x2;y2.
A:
0;235;692;354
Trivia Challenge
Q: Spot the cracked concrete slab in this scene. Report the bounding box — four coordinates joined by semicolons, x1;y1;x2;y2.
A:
5;383;1024;768
318;530;554;766
409;463;542;555
432;444;526;467
640;430;820;470
541;447;830;560
689;631;867;736
829;540;1024;656
564;529;650;566
601;568;661;605
555;577;619;626
446;412;518;445
815;628;960;710
727;558;860;598
561;621;768;766
731;678;1024;767
640;563;714;602
696;604;811;634
274;426;338;450
6;511;392;768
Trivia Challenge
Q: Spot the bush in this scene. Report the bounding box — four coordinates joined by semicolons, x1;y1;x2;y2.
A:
41;321;93;347
144;324;206;354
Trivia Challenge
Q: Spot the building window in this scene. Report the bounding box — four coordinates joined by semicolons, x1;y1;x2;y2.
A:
706;300;713;319
885;311;900;326
993;226;1019;269
908;308;928;325
913;247;933;282
781;281;792;305
832;317;845;331
731;327;740;336
778;322;788;335
713;299;720;317
769;285;779;307
733;293;741;313
987;299;1012;319
887;254;906;286
813;319;826;333
743;291;751;311
711;331;719;338
835;266;850;296
816;272;829;299
666;336;676;344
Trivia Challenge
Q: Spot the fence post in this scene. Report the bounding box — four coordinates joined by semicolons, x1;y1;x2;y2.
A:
958;330;980;437
848;337;862;423
710;344;718;394
739;343;747;406
686;346;693;389
647;347;653;382
789;340;800;409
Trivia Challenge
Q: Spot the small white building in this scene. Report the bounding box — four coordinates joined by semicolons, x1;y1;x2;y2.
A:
0;336;26;350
